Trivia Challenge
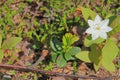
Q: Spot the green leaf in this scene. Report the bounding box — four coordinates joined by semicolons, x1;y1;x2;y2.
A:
26;0;33;3
102;38;119;62
50;37;57;52
44;62;53;70
68;47;81;55
54;39;62;51
0;34;2;48
102;38;119;72
81;7;96;21
109;16;120;35
2;37;22;50
56;54;67;67
94;63;101;71
50;37;62;52
64;51;72;61
41;34;47;43
0;50;3;62
89;45;102;71
34;73;37;80
51;52;58;62
33;19;40;26
110;16;120;28
62;14;68;31
62;33;79;46
109;24;120;35
75;51;91;63
84;36;104;47
65;47;81;61
89;44;102;65
102;61;116;72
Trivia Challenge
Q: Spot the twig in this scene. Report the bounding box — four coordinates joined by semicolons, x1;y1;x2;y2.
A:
29;49;48;68
0;63;120;79
0;63;94;79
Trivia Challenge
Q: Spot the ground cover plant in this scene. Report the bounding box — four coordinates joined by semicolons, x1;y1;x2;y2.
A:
0;0;120;80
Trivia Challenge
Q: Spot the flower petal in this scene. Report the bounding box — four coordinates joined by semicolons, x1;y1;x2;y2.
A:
102;26;112;32
99;32;107;39
94;15;101;24
92;33;99;40
100;19;109;27
85;28;93;34
88;20;94;27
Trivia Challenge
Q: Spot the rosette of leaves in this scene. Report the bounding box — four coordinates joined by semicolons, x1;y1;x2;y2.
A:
50;33;81;67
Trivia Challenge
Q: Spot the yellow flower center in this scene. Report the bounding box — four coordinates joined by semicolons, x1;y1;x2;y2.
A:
96;26;101;30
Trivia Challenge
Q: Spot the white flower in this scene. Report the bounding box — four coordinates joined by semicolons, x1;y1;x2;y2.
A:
85;15;112;40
